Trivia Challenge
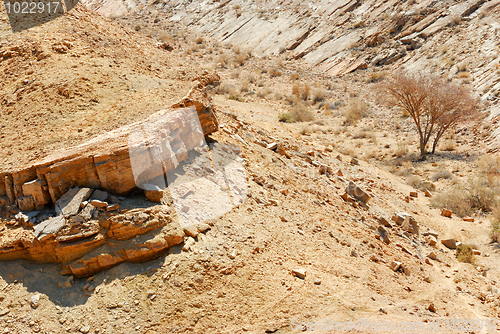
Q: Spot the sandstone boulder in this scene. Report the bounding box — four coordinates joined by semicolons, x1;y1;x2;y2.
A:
346;181;371;204
441;238;457;249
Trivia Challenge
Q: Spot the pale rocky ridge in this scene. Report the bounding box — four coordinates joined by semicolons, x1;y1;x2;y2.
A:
83;0;500;149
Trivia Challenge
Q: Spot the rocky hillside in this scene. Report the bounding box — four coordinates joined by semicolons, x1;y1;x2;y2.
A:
83;0;500;146
0;4;206;172
1;1;500;333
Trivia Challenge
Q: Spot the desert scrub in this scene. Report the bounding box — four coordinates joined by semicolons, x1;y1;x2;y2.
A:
455;244;475;264
279;103;314;123
407;176;435;191
431;176;499;217
491;220;500;243
343;98;369;126
430;168;453;181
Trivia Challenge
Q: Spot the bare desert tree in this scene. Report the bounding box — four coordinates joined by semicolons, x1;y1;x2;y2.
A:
380;72;480;159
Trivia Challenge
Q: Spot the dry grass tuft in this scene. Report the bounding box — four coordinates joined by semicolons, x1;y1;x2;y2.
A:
456;244;475;264
343;98;369;126
279;103;314;123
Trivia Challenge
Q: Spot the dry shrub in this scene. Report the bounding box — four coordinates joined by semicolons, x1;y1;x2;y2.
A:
431;176;499;217
257;87;272;98
492;205;500;242
491;220;500;243
367;71;387;83
456;244;475;264
430;169;453;181
159;32;173;43
234;53;249;66
395;141;408;157
269;68;282;77
407;177;437;192
292;83;310;101
216;82;237;95
457;71;471;79
228;94;244;102
343;98;368;126
478;154;500;183
279;103;314;123
312;89;326;104
441;140;455;151
217;54;230;68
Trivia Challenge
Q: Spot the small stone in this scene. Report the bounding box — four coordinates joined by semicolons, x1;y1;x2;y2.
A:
472;249;481;256
422;230;439;238
183;237;196;251
143;184;164;203
424;190;432;197
266;142;278;151
106;203;119;211
196;223;211;233
428;303;436;313
335;169;343;177
377;226;391;244
427;252;438;260
183;225;199;238
90;200;108;208
463;217;474;222
229;251;236;259
427;235;437;246
441;239;457;249
0;308;9;316
34;216;66;241
314;278;322;285
402;216;419;235
389;260;401;272
441;209;452;218
409;191;418;198
280;189;289;195
80;326;90;333
90;190;108;202
15;212;29;223
346;181;371;204
350;158;359;165
31;294;40;308
291;269;306;279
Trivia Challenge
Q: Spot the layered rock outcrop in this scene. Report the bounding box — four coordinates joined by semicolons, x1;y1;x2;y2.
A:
0;192;197;277
0;72;220;212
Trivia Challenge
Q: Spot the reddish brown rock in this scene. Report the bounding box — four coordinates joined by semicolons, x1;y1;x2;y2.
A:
441;209;453;218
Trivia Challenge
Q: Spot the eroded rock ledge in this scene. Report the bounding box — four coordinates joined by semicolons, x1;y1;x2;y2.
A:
0;186;211;277
0;72;220;212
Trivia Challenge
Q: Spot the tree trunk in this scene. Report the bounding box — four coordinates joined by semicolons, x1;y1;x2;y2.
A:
419;140;427;159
